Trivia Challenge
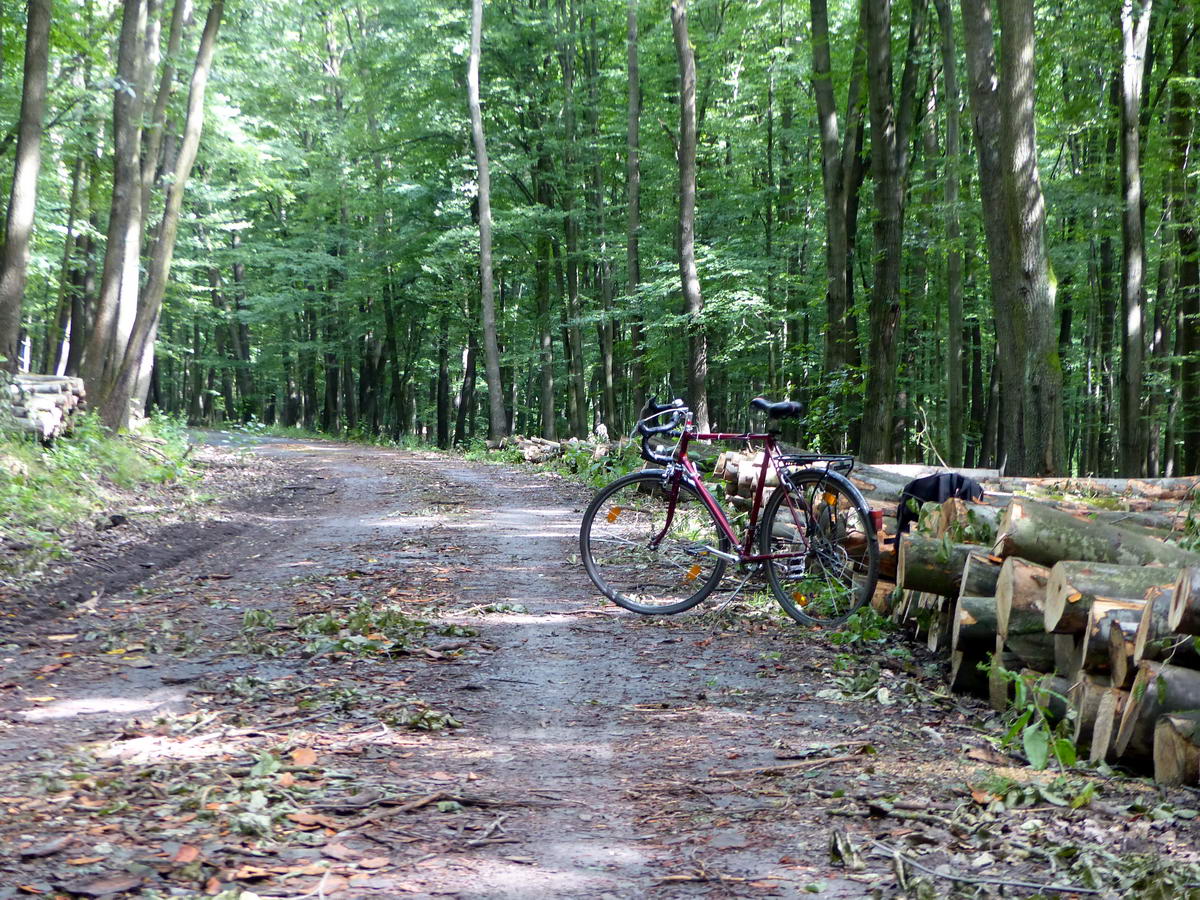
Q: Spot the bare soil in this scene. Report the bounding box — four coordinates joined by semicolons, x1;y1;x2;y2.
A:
1;437;1198;899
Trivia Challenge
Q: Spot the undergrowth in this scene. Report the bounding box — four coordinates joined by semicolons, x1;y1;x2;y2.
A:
0;413;195;572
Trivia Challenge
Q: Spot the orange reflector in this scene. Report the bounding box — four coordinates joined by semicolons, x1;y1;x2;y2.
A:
793;592;810;607
606;506;623;523
823;492;837;507
684;565;702;583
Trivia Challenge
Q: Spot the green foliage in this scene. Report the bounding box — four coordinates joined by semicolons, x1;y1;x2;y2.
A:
827;608;893;646
0;415;196;573
292;600;476;658
991;666;1078;771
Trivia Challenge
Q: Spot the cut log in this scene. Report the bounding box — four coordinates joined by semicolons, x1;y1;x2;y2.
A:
1075;601;1143;676
949;648;989;695
1054;633;1079;676
994;497;1200;569
1090;688;1128;764
1107;614;1138;688
937;498;1005;543
897;534;978;597
1134;585;1200;668
1044;562;1178;635
1006;633;1056;671
988;635;1017;712
1169;567;1200;636
959;552;1003;599
1153;711;1200;787
1115;661;1200;759
952;595;997;653
995;557;1050;639
1070;675;1112;746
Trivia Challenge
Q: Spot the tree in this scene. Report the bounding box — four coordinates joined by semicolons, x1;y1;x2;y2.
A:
961;0;1065;474
468;0;507;442
0;0;53;372
1118;0;1153;475
671;0;709;431
101;0;223;429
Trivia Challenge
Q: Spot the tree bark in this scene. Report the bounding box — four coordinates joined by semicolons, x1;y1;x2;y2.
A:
101;0;223;429
467;0;507;442
671;0;709;432
996;497;1200;569
960;0;1065;474
626;0;644;418
1119;0;1153;475
1043;561;1177;634
0;0;53;373
934;0;964;465
81;0;149;395
858;0;904;461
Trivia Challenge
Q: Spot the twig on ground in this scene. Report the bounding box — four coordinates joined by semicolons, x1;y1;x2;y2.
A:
869;839;1101;895
708;753;860;778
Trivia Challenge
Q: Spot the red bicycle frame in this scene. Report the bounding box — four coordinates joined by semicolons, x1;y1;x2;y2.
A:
659;427;804;564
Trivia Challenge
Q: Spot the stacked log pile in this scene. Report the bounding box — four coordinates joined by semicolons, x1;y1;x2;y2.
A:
891;485;1200;786
4;375;86;440
509;439;1200;784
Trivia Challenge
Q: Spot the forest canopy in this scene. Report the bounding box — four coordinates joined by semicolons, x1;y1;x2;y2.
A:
0;0;1197;476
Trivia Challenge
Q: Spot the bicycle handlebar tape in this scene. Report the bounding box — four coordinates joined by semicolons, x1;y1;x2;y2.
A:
750;397;805;420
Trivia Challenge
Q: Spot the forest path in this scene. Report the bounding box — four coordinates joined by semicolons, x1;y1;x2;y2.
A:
5;437;1178;899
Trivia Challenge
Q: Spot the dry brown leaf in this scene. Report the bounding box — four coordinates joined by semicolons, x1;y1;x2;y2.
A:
230;864;272;880
67;857;106;866
277;772;296;788
173;844;201;864
358;856;390;869
291;747;318;767
287;811;341;829
322;843;360;861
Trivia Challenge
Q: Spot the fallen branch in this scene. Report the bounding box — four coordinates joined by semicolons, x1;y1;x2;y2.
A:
708;752;860;778
869;839;1101;895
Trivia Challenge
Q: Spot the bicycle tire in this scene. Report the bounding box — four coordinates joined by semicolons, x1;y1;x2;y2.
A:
580;470;729;615
759;468;879;626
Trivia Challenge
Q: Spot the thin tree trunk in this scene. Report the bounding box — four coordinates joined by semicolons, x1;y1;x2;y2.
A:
671;0;709;431
858;0;906;460
1119;0;1154;475
102;0;222;429
0;0;53;372
81;0;148;394
935;0;964;466
468;0;507;442
626;0;645;417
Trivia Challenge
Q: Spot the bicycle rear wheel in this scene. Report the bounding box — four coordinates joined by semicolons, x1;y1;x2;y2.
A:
580;470;729;614
759;469;879;626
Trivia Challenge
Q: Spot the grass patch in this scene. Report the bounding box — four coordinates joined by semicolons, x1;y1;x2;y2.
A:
0;413;195;571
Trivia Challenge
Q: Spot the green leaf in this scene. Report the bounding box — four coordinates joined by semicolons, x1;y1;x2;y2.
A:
1054;737;1077;768
1023;723;1051;769
250;752;282;778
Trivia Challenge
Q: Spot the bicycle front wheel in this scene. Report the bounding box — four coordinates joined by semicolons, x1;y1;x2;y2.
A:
580;470;729;614
760;469;879;626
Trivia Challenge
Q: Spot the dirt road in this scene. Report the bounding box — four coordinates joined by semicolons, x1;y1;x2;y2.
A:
1;438;1197;899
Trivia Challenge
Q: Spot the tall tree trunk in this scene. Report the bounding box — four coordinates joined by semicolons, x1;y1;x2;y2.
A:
1118;0;1153;475
960;0;1065;474
101;0;222;429
81;0;149;395
436;313;450;448
809;0;859;380
0;0;52;373
671;0;709;431
858;0;915;461
934;0;964;466
626;0;645;417
1173;17;1200;471
468;0;508;442
43;155;84;374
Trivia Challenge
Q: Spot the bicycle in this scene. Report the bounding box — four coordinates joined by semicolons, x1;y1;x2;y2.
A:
578;397;880;626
